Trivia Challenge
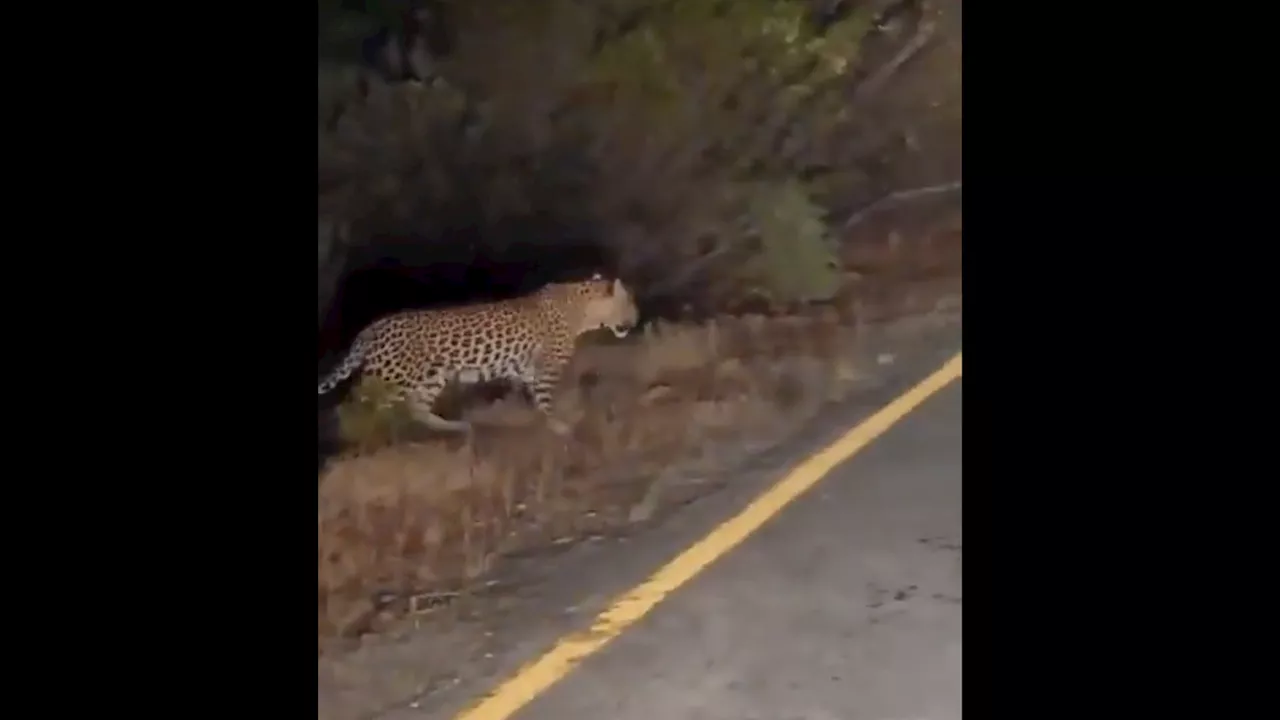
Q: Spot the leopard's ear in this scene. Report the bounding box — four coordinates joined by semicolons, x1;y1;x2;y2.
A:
590;272;604;281
611;278;624;296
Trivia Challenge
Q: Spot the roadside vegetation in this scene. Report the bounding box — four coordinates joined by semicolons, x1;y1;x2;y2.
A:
317;0;961;647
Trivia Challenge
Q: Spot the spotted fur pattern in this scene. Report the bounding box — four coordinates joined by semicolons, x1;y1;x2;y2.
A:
318;274;639;434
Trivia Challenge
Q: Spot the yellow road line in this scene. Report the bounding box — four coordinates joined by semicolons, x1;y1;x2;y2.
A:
455;352;963;720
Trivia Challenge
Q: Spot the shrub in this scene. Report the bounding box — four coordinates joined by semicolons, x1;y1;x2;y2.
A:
317;0;962;341
737;178;843;309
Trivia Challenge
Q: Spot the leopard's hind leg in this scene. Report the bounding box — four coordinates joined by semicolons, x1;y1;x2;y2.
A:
406;364;472;433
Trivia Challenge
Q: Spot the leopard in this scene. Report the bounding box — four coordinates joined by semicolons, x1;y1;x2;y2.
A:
317;273;639;436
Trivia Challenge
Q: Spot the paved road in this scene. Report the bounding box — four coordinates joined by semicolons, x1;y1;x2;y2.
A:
502;378;963;720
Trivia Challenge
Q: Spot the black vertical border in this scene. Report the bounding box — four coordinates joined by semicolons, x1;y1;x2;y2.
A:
95;2;320;714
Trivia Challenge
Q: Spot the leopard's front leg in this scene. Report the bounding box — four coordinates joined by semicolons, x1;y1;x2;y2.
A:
523;352;573;436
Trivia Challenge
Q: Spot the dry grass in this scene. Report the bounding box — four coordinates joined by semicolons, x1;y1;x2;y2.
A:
317;309;871;645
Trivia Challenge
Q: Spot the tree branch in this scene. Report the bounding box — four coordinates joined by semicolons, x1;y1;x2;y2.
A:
850;11;938;105
841;180;961;230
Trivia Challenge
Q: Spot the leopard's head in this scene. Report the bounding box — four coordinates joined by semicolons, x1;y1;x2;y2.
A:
571;273;639;338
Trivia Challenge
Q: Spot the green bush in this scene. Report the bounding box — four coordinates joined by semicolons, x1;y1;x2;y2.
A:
739;179;842;307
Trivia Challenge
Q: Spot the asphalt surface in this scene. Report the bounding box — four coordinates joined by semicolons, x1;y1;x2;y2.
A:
500;377;962;720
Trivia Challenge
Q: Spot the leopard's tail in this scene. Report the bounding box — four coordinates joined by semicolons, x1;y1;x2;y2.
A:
318;333;371;395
